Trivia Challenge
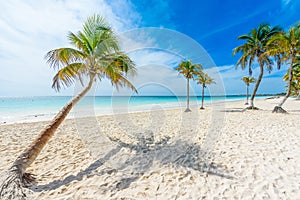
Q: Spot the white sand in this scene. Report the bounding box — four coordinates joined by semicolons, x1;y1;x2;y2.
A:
0;98;299;199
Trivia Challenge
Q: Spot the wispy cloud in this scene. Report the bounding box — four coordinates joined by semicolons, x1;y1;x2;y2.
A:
282;0;292;5
129;0;175;28
0;1;291;97
197;6;271;40
279;0;300;23
0;0;140;96
205;64;288;95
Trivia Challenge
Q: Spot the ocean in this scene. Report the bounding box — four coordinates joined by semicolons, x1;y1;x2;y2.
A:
0;95;270;124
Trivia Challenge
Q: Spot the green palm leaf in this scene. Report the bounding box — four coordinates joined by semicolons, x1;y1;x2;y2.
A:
52;63;87;91
196;72;216;86
45;48;85;69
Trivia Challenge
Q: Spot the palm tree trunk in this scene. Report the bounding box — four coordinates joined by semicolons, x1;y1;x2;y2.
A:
200;84;204;109
15;74;95;170
273;55;295;113
185;78;191;112
245;84;249;105
0;74;95;199
249;63;263;109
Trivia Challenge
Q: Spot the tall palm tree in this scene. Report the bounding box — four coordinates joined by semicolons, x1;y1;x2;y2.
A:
242;76;256;105
0;15;136;199
175;60;203;112
233;23;282;109
196;72;216;109
267;24;300;113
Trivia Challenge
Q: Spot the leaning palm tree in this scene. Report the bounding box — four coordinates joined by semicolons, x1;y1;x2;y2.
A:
233;23;282;109
175;60;203;112
242;76;256;105
0;15;136;199
267;24;300;113
196;72;216;109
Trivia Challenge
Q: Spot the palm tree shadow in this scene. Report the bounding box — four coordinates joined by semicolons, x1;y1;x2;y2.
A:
289;110;300;113
220;108;247;112
30;146;122;192
30;131;233;193
110;133;234;181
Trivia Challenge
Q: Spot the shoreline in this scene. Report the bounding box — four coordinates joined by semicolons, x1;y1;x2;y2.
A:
0;96;273;125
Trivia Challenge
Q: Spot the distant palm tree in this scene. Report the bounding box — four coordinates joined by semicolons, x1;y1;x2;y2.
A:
0;15;136;199
176;60;203;112
196;73;216;109
242;76;256;105
267;24;300;113
233;24;282;109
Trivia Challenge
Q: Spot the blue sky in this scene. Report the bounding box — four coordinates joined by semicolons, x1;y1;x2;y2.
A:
0;0;299;96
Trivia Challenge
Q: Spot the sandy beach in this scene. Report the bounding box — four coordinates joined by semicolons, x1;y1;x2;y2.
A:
0;98;299;199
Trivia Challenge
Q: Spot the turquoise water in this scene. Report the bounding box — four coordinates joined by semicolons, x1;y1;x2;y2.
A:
0;95;269;124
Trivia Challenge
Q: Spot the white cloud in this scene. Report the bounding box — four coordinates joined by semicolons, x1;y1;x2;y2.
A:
0;1;289;97
0;0;140;96
205;64;289;95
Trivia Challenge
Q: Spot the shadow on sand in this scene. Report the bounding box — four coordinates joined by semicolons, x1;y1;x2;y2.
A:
220;108;247;112
31;132;233;192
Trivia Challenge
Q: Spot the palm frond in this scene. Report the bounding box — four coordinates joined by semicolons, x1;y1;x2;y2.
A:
96;52;136;75
238;34;254;43
196;73;216;85
263;57;273;73
82;14;119;53
176;60;203;79
68;32;89;54
236;55;248;70
232;45;246;56
95;35;120;57
242;76;256;85
111;73;137;93
78;31;93;54
52;63;87;91
45;48;85;69
83;14;110;38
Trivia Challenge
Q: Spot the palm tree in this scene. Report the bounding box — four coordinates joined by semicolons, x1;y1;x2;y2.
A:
242;76;256;105
233;23;282;109
196;73;216;109
175;60;203;112
267;24;300;113
0;15;136;199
